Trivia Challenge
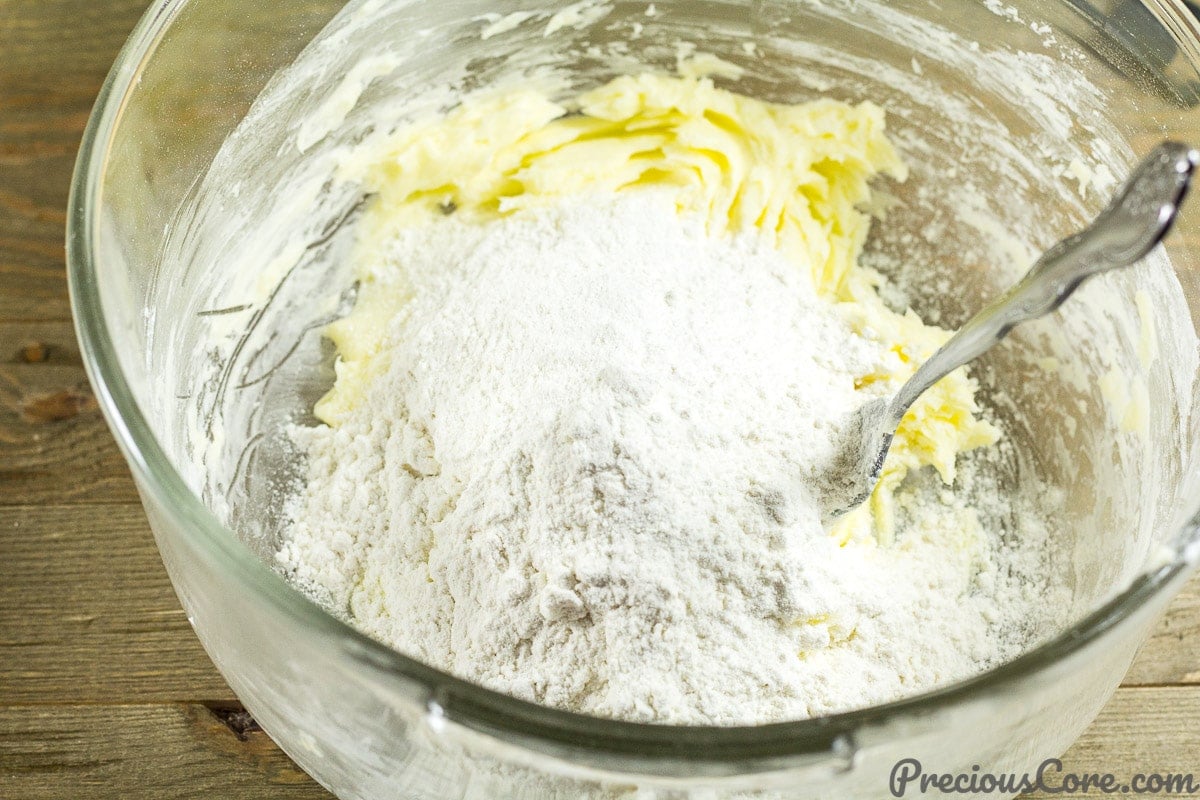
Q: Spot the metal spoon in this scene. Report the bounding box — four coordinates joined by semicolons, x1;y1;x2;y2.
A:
824;141;1199;523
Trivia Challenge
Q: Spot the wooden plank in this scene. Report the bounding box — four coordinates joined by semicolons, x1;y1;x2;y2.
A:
1126;580;1200;686
0;323;139;504
0;504;233;704
0;1;152;82
0;321;82;366
0;1;152;322
1024;687;1200;800
0;703;332;800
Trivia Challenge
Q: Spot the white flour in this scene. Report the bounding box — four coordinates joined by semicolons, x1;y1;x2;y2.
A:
279;190;1057;724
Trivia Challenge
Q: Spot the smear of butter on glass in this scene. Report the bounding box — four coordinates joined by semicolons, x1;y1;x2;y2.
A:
480;11;539;40
544;0;611;37
1136;289;1159;369
297;54;401;153
1100;367;1149;436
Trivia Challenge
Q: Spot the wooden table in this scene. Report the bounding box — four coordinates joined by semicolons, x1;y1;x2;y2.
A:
1;2;1198;797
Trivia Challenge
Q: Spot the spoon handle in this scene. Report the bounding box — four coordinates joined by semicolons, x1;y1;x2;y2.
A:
885;141;1199;429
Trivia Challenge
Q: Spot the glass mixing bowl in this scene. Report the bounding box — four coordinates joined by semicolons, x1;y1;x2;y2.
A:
69;1;1200;797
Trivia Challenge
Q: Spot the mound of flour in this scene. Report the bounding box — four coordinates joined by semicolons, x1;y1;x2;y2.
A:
278;191;1053;724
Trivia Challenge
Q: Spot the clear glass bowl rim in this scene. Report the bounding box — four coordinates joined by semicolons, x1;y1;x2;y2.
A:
65;0;1200;770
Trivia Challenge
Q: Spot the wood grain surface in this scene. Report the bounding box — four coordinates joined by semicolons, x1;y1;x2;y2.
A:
1;2;1198;798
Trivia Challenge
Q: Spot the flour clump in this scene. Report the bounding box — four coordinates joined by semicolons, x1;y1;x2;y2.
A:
279;189;1052;724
